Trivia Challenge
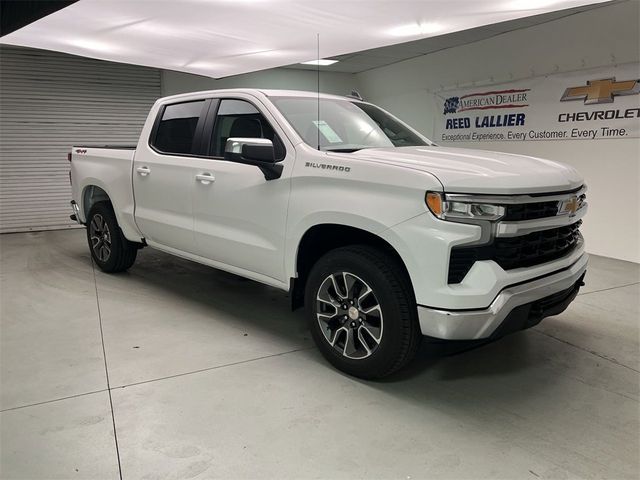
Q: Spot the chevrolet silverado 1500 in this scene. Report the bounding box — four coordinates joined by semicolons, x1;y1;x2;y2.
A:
69;89;588;378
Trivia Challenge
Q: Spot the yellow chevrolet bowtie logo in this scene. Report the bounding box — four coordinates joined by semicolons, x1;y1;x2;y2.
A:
559;196;579;216
560;78;640;105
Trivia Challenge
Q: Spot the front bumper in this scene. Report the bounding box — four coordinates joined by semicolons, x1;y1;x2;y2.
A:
417;252;588;340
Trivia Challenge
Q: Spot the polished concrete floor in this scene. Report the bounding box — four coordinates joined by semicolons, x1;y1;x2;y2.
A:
1;229;638;479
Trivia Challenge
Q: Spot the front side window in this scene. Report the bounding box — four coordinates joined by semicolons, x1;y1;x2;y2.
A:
270;96;431;152
153;100;206;155
210;99;285;159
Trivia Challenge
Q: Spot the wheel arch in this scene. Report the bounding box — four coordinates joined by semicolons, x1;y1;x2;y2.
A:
82;184;111;220
79;178;143;242
290;223;413;310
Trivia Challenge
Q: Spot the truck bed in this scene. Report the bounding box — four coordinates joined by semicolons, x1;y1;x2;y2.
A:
70;145;139;240
73;145;136;150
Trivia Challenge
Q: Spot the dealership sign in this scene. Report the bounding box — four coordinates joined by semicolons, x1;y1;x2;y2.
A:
434;63;640;142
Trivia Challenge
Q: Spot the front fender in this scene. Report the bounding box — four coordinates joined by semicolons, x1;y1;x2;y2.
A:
286;212;386;273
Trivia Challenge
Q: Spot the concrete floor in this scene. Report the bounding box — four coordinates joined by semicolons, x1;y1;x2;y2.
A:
0;229;638;480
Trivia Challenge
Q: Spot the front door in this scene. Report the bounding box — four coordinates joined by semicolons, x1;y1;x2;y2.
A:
191;98;292;283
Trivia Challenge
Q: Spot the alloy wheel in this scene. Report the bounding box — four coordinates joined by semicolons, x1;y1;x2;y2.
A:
315;271;384;359
89;214;112;262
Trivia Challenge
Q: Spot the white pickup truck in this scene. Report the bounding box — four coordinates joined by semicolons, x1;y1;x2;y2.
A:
70;88;587;378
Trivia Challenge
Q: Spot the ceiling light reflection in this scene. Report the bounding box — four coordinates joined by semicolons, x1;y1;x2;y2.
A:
388;22;444;37
300;59;339;66
508;0;566;9
66;38;119;53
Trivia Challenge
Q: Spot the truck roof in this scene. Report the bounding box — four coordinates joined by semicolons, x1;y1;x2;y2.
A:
158;88;360;104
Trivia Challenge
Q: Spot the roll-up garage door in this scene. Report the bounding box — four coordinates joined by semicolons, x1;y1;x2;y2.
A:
0;46;161;233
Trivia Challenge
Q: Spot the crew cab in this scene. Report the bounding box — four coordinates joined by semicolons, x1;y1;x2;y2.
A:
69;89;588;378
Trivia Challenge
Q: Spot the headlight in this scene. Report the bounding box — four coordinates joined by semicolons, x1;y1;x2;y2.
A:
426;191;505;222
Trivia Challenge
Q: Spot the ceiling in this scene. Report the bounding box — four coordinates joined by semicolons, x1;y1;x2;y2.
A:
288;2;615;74
0;0;611;79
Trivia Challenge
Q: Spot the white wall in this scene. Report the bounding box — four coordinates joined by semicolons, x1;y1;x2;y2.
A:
162;68;358;97
356;0;640;263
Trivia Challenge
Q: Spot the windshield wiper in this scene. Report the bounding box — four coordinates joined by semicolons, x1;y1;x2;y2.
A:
324;147;364;153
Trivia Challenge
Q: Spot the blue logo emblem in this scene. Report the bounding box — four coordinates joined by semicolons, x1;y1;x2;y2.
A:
444;97;459;114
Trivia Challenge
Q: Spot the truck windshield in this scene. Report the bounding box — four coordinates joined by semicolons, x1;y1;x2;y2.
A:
270;96;432;152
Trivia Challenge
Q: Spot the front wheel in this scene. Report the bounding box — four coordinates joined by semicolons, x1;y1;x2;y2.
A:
86;202;138;273
304;245;420;379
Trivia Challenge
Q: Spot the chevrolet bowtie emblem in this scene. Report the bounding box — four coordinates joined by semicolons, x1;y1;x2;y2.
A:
560;78;640;105
559;196;579;216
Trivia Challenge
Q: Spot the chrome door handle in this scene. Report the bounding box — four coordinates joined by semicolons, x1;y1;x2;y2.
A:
136;166;151;176
195;173;215;184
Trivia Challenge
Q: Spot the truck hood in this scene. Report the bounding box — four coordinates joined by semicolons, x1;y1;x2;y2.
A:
351;146;583;194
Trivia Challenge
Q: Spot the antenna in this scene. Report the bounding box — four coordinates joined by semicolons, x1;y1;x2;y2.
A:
316;32;320;151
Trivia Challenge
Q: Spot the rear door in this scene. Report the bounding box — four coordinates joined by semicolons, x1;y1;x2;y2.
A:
190;96;293;283
132;99;210;253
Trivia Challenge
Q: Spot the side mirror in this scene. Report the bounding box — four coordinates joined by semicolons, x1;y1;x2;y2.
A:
224;138;283;180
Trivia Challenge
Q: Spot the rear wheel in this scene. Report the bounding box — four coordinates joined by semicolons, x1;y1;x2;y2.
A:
305;245;420;379
86;202;137;273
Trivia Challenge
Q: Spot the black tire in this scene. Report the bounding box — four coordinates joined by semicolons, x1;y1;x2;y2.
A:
304;245;420;379
86;201;138;273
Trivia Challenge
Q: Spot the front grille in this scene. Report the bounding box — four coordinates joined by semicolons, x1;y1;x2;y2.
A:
503;201;559;221
448;221;582;283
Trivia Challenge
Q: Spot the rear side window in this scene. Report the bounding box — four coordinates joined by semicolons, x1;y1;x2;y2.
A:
153;100;206;155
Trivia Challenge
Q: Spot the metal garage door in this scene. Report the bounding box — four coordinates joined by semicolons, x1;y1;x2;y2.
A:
0;46;161;233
